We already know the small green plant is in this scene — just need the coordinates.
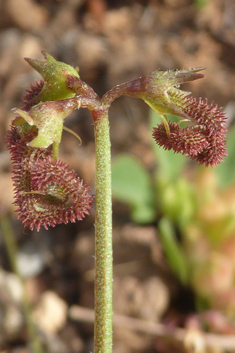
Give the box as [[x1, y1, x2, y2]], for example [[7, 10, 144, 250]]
[[6, 52, 227, 353], [113, 110, 235, 315]]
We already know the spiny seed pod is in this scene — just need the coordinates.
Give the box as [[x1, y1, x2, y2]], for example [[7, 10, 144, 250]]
[[6, 123, 94, 231], [152, 98, 227, 166]]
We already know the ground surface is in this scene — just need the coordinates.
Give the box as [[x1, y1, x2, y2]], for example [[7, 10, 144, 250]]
[[1, 0, 235, 352]]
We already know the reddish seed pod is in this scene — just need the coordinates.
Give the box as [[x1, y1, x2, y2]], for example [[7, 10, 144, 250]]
[[153, 97, 227, 166], [6, 123, 94, 231]]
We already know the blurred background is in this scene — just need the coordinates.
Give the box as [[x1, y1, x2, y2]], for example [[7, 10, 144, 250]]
[[1, 0, 235, 352]]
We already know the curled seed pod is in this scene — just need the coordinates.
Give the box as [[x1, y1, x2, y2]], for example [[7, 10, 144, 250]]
[[153, 97, 227, 167], [6, 123, 94, 231]]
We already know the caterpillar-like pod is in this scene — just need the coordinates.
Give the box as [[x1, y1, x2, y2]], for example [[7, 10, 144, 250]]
[[153, 97, 227, 166], [6, 122, 94, 231]]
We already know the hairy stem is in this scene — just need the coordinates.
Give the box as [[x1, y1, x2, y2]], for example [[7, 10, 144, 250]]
[[92, 106, 113, 353]]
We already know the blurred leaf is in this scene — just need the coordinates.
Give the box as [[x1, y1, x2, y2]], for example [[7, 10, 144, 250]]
[[112, 154, 156, 223], [194, 0, 209, 9], [149, 109, 187, 180], [215, 125, 235, 188], [158, 177, 195, 227], [158, 217, 188, 284]]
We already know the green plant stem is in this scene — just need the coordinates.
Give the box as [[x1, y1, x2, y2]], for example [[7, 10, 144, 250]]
[[0, 215, 43, 353], [92, 106, 113, 353]]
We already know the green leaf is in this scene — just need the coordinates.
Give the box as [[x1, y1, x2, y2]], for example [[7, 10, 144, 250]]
[[149, 109, 187, 180], [158, 217, 188, 284], [157, 177, 195, 227], [194, 0, 209, 9], [215, 125, 235, 188], [112, 154, 156, 223]]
